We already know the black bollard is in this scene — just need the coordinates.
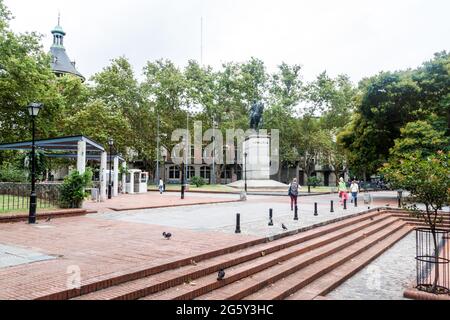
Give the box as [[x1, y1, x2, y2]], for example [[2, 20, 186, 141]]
[[268, 209, 274, 226], [330, 200, 334, 213], [181, 185, 185, 199], [235, 213, 241, 234], [354, 197, 358, 208], [294, 205, 299, 221], [344, 199, 347, 210], [314, 203, 318, 216], [398, 197, 401, 209]]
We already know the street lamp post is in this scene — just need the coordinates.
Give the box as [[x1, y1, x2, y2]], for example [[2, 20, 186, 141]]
[[163, 154, 167, 191], [108, 138, 114, 199], [156, 113, 160, 184], [28, 102, 43, 224], [211, 116, 216, 185], [244, 152, 248, 193]]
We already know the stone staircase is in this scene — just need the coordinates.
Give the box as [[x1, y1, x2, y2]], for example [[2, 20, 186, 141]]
[[62, 209, 428, 301]]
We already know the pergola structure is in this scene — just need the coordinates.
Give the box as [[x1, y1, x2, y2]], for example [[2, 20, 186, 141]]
[[0, 135, 126, 201]]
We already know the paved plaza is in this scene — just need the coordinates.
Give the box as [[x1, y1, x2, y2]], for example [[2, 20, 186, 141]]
[[0, 191, 407, 299]]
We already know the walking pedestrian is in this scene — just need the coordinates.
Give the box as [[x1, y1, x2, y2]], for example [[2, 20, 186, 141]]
[[159, 178, 164, 194], [288, 178, 300, 211], [338, 177, 348, 206], [350, 180, 359, 203]]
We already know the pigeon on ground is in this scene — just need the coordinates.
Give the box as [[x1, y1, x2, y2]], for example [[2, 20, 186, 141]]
[[217, 269, 225, 281], [163, 232, 172, 240], [282, 223, 288, 231]]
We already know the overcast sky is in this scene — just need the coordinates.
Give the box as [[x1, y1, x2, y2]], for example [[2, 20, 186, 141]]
[[4, 0, 450, 84]]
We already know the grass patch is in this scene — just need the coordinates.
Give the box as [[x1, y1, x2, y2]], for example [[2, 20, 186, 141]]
[[148, 184, 237, 193], [0, 195, 57, 215]]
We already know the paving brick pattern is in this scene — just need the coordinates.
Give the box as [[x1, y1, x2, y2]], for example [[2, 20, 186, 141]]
[[0, 216, 257, 300], [0, 190, 446, 300]]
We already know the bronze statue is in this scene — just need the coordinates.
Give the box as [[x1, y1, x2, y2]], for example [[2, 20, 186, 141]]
[[249, 100, 264, 130]]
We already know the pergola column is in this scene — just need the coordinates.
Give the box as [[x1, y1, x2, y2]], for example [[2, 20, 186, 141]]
[[113, 156, 119, 197], [121, 162, 127, 194], [129, 170, 135, 194], [100, 151, 107, 201], [77, 141, 86, 174]]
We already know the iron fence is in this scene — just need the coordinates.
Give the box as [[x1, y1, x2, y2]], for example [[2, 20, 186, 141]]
[[416, 228, 450, 295], [0, 182, 60, 212]]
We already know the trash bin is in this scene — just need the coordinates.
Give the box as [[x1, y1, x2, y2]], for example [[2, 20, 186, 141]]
[[91, 188, 100, 202], [364, 193, 372, 204]]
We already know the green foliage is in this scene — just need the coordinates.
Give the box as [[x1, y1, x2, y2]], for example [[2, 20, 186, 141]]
[[380, 151, 450, 227], [63, 99, 132, 155], [340, 52, 450, 177], [304, 72, 357, 130], [0, 162, 26, 182], [390, 120, 449, 159], [0, 0, 62, 144], [59, 169, 93, 208], [191, 176, 206, 188], [307, 176, 322, 187], [18, 150, 47, 180]]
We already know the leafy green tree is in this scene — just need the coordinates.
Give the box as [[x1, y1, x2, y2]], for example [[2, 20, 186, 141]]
[[63, 99, 133, 154], [0, 0, 62, 144], [381, 151, 450, 293], [304, 72, 357, 131], [339, 52, 450, 178], [390, 120, 449, 158]]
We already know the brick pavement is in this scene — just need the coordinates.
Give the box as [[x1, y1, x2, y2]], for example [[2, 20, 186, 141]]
[[83, 192, 241, 213], [0, 215, 257, 299]]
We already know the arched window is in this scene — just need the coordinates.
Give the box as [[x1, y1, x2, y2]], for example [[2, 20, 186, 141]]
[[200, 166, 210, 179]]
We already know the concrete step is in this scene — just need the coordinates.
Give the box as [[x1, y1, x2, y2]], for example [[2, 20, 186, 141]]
[[243, 221, 409, 300], [73, 212, 385, 300], [286, 225, 413, 300], [143, 217, 400, 300]]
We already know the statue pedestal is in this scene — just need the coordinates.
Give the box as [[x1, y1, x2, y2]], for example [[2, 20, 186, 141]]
[[244, 134, 270, 180], [228, 134, 288, 190]]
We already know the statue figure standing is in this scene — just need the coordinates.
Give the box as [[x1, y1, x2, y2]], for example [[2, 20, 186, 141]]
[[249, 100, 264, 130]]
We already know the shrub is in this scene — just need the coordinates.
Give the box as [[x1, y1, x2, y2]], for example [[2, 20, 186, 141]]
[[307, 177, 322, 187], [59, 169, 93, 208], [0, 163, 27, 182], [191, 176, 205, 188]]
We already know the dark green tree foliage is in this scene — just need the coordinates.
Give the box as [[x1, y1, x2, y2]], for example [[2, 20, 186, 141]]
[[339, 52, 450, 177], [0, 1, 61, 144]]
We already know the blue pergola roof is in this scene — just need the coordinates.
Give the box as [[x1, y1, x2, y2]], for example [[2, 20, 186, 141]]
[[0, 135, 104, 153]]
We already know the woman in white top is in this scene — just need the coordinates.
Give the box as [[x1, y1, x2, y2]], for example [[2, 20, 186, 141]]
[[350, 180, 359, 203]]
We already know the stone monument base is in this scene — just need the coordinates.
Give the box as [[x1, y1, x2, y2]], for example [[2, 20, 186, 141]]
[[228, 179, 289, 191]]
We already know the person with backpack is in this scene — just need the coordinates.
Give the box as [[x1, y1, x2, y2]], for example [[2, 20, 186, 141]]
[[288, 178, 300, 211]]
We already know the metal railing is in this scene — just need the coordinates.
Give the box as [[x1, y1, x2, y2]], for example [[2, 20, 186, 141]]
[[0, 182, 60, 212], [416, 228, 450, 295]]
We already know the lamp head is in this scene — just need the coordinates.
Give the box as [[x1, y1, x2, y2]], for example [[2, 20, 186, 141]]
[[28, 102, 43, 117], [108, 138, 114, 146]]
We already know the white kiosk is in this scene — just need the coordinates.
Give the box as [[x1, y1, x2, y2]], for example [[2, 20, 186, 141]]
[[125, 169, 149, 194]]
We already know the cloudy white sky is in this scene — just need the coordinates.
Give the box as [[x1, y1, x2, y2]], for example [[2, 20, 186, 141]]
[[4, 0, 450, 83]]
